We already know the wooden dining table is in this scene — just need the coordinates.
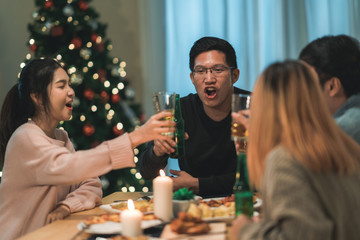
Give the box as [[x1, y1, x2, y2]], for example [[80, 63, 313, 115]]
[[17, 192, 232, 240], [17, 192, 153, 240]]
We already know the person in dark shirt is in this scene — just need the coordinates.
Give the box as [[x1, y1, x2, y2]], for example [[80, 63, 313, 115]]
[[139, 37, 250, 197], [299, 34, 360, 144]]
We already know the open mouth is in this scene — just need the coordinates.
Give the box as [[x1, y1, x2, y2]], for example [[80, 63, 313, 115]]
[[65, 102, 73, 110], [205, 87, 217, 98]]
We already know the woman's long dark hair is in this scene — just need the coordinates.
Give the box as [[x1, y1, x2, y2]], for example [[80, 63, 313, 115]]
[[0, 58, 63, 168]]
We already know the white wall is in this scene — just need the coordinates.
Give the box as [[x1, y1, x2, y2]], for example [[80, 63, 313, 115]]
[[0, 0, 34, 106]]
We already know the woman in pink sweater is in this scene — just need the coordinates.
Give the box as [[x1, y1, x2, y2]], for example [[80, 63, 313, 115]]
[[0, 58, 175, 239]]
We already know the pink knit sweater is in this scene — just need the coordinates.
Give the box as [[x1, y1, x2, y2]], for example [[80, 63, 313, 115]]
[[0, 121, 135, 239]]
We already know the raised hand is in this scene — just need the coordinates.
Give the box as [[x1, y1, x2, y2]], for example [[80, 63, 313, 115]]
[[153, 138, 176, 157], [128, 111, 176, 148], [153, 128, 189, 157]]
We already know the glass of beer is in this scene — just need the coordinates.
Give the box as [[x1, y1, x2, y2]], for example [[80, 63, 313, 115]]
[[231, 93, 251, 153], [152, 91, 176, 136], [232, 93, 254, 217]]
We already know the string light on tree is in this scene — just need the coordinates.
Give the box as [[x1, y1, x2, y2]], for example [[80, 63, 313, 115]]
[[113, 123, 124, 136], [63, 5, 74, 16], [80, 48, 91, 60], [32, 11, 39, 19]]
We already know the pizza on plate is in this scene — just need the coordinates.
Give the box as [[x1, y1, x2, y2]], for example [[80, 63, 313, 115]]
[[110, 200, 154, 213], [83, 213, 157, 225]]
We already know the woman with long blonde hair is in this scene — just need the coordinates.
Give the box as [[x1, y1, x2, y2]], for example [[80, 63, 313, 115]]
[[231, 60, 360, 240]]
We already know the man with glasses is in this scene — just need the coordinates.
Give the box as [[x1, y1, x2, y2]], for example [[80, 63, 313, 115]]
[[139, 37, 250, 197]]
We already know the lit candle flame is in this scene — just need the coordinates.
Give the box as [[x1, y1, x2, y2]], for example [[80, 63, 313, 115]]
[[160, 169, 165, 177], [127, 199, 135, 210]]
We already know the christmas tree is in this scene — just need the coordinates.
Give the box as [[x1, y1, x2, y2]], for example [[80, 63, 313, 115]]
[[22, 0, 151, 195]]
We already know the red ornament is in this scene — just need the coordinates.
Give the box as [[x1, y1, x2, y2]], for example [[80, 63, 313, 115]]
[[95, 42, 105, 53], [30, 44, 37, 52], [78, 0, 88, 11], [98, 68, 106, 82], [71, 37, 82, 49], [91, 33, 98, 43], [113, 125, 124, 136], [111, 94, 121, 104], [44, 0, 54, 9], [83, 88, 95, 100], [100, 91, 109, 103], [51, 26, 63, 37], [90, 140, 100, 148], [83, 123, 95, 136]]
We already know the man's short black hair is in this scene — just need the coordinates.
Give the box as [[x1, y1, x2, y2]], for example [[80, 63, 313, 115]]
[[299, 34, 360, 97], [189, 36, 238, 71]]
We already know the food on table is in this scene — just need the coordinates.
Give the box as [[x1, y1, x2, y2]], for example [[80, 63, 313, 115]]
[[83, 213, 157, 225], [187, 193, 261, 219], [197, 195, 237, 218], [84, 213, 121, 225], [187, 202, 235, 219], [199, 194, 257, 207], [186, 202, 201, 218], [212, 203, 235, 217], [198, 203, 212, 218], [111, 200, 154, 213], [202, 199, 222, 207], [170, 212, 210, 234], [142, 213, 158, 221]]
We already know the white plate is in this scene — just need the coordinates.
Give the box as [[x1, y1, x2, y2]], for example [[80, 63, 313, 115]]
[[201, 196, 262, 208], [78, 219, 163, 235], [200, 196, 262, 224], [202, 215, 234, 224], [254, 198, 262, 208], [100, 201, 153, 214]]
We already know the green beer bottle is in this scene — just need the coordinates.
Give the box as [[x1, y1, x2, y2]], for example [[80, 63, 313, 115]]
[[233, 153, 253, 216], [170, 94, 185, 159]]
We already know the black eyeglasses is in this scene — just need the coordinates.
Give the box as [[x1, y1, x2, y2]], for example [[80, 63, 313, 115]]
[[192, 65, 234, 78]]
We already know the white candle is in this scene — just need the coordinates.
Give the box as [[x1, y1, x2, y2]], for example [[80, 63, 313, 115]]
[[153, 169, 173, 222], [121, 199, 143, 237]]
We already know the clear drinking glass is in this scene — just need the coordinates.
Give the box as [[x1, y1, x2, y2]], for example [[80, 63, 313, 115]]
[[231, 93, 253, 216], [231, 93, 251, 153], [152, 91, 176, 136]]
